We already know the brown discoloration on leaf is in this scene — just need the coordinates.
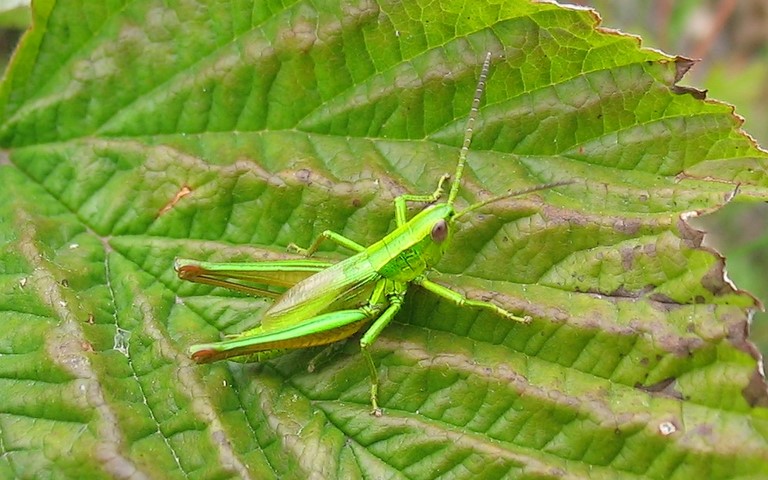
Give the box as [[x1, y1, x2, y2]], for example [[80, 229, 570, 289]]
[[700, 261, 739, 297], [157, 185, 192, 217], [670, 81, 707, 100], [743, 368, 768, 408], [635, 377, 684, 400], [669, 56, 707, 99], [294, 168, 312, 184], [672, 56, 696, 83], [647, 292, 679, 306], [619, 243, 657, 271], [612, 218, 643, 236], [677, 218, 705, 248], [726, 314, 750, 345], [610, 284, 656, 299]]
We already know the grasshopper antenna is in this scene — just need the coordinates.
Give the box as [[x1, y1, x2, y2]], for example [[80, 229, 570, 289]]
[[447, 51, 493, 206], [454, 180, 575, 220]]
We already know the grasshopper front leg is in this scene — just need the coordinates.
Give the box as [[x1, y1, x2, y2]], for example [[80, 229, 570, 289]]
[[287, 230, 366, 257], [415, 276, 532, 323], [394, 173, 451, 226], [289, 173, 451, 257]]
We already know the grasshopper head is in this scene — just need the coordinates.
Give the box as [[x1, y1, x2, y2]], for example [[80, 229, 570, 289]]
[[414, 203, 457, 269]]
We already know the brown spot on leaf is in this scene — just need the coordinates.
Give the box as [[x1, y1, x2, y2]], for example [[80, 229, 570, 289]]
[[295, 168, 311, 184], [610, 284, 655, 299], [721, 311, 768, 407], [673, 56, 696, 82], [742, 368, 768, 408], [670, 85, 707, 100], [663, 56, 707, 99], [677, 218, 704, 248], [619, 243, 653, 271], [157, 185, 192, 217], [635, 377, 684, 400], [647, 292, 680, 306], [613, 218, 642, 236], [691, 423, 717, 442], [727, 317, 749, 344], [700, 262, 738, 297], [670, 56, 707, 99]]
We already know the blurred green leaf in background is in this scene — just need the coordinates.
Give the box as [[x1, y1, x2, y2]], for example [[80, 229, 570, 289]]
[[1, 1, 767, 478]]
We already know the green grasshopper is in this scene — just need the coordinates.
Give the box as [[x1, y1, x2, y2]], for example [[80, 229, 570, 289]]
[[175, 52, 569, 415]]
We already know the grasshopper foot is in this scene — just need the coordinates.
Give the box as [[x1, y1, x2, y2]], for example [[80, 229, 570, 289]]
[[286, 243, 309, 256], [504, 311, 532, 324], [369, 382, 383, 416], [494, 305, 532, 324]]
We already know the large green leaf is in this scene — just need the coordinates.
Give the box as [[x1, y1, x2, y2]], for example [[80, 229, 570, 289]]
[[1, 1, 767, 478]]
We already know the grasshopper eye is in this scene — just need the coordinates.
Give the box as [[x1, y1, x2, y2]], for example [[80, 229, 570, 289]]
[[431, 220, 448, 243]]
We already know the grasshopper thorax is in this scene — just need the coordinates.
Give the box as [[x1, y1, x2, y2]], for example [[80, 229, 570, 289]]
[[375, 202, 455, 282]]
